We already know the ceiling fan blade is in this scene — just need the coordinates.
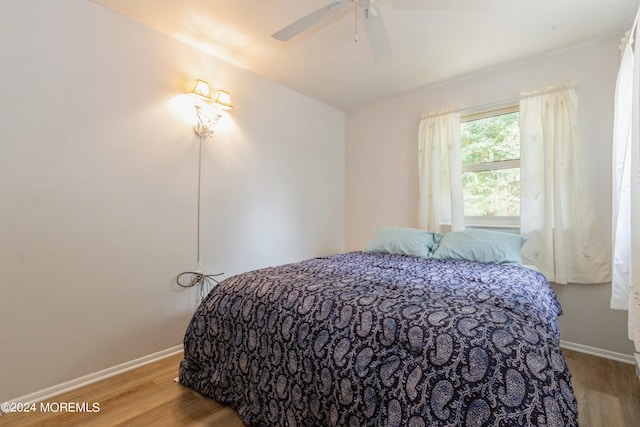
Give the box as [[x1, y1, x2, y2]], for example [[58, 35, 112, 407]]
[[364, 6, 392, 58], [272, 1, 347, 41]]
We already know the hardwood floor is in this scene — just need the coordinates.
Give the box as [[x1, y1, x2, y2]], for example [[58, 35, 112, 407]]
[[0, 349, 637, 426], [565, 349, 640, 427], [0, 353, 245, 427]]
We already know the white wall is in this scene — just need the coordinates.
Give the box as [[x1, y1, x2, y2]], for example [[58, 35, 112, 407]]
[[0, 0, 345, 402], [345, 35, 634, 355]]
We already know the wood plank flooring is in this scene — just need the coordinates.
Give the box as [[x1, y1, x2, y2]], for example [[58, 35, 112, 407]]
[[565, 349, 640, 427], [0, 349, 638, 426], [0, 353, 245, 427]]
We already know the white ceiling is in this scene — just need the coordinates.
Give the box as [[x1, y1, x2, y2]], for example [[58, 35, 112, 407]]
[[90, 0, 638, 111]]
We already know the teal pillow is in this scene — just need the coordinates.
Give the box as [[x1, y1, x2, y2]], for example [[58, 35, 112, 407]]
[[431, 229, 527, 265], [365, 227, 442, 258]]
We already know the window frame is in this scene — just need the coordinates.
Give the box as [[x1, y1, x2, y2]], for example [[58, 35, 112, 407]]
[[460, 103, 520, 230]]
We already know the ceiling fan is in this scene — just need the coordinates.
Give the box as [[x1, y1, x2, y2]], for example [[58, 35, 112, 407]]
[[271, 0, 392, 58]]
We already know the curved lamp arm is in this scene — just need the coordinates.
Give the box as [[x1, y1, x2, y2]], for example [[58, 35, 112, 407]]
[[194, 105, 222, 138]]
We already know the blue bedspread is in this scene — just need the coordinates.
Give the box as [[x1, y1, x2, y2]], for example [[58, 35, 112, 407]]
[[179, 252, 578, 426]]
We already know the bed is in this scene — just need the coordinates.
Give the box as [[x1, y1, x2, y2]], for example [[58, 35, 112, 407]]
[[179, 230, 578, 426]]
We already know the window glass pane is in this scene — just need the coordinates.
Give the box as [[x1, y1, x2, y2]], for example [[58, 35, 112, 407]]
[[463, 168, 520, 216], [461, 112, 520, 165]]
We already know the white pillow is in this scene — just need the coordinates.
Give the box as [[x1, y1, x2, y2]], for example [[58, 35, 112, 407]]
[[431, 229, 527, 265], [365, 227, 442, 259]]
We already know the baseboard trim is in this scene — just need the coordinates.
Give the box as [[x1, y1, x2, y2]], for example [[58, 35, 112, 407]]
[[560, 340, 636, 365], [5, 345, 183, 407]]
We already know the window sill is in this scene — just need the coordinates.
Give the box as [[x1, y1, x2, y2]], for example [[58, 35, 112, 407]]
[[465, 223, 521, 234]]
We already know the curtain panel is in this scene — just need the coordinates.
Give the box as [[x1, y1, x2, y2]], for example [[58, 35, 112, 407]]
[[519, 87, 611, 284], [611, 12, 640, 351], [418, 113, 464, 233]]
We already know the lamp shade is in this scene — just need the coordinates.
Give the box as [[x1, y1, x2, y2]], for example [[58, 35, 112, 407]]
[[190, 79, 212, 101], [211, 90, 233, 110]]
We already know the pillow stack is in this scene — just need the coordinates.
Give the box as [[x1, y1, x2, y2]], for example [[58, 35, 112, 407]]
[[365, 227, 527, 266]]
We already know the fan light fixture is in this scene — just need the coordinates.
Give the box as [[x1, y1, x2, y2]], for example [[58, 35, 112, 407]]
[[188, 80, 233, 138], [271, 0, 391, 58]]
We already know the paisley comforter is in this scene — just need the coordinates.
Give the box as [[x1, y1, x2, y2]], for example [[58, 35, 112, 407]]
[[179, 252, 578, 426]]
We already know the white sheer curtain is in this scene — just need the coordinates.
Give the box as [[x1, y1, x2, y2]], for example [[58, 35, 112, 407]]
[[418, 113, 464, 233], [611, 12, 640, 351], [519, 86, 611, 284]]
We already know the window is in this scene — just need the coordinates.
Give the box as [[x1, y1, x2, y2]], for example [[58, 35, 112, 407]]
[[460, 105, 520, 228]]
